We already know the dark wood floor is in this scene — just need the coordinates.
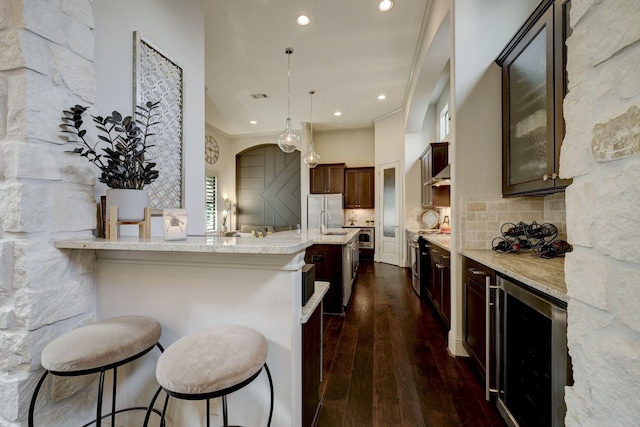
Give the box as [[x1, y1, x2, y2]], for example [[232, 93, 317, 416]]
[[316, 260, 506, 427]]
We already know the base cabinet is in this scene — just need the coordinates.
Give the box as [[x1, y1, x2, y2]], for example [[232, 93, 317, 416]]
[[462, 256, 496, 388], [305, 237, 358, 315], [427, 245, 451, 327], [302, 301, 322, 427]]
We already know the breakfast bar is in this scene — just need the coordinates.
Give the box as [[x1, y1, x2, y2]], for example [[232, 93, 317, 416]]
[[55, 234, 317, 426]]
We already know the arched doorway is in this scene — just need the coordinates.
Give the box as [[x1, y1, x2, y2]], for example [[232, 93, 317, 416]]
[[236, 144, 301, 229]]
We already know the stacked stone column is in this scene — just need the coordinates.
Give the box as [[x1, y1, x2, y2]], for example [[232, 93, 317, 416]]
[[0, 0, 99, 425], [561, 1, 640, 425]]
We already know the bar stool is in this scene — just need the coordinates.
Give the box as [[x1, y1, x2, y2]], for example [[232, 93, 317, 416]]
[[29, 316, 164, 427], [145, 325, 274, 427]]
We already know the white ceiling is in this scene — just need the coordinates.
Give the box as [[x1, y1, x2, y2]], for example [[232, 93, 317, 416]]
[[204, 0, 431, 137]]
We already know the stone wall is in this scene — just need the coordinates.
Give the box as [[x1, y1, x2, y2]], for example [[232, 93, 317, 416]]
[[0, 0, 98, 425], [561, 1, 640, 425]]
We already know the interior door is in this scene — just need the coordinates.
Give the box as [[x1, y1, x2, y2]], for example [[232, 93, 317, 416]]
[[378, 161, 401, 266]]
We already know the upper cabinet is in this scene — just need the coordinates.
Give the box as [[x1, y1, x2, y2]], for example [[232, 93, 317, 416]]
[[497, 0, 571, 196], [344, 167, 374, 209], [420, 142, 450, 208], [310, 163, 346, 194]]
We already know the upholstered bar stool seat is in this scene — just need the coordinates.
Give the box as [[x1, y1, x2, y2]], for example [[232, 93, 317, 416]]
[[29, 316, 164, 427], [147, 325, 274, 427], [42, 316, 161, 373]]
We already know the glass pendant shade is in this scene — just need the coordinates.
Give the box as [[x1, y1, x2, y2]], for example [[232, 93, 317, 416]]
[[303, 90, 320, 167], [303, 146, 321, 168], [277, 48, 300, 153], [278, 118, 300, 153]]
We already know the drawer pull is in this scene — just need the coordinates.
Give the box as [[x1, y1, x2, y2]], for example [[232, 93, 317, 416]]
[[468, 268, 486, 276]]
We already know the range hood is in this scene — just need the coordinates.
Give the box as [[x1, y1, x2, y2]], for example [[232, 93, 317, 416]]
[[432, 164, 451, 186]]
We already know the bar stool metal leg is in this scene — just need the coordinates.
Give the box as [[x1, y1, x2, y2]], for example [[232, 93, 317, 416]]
[[222, 394, 229, 426], [264, 363, 274, 427], [111, 367, 117, 427], [28, 371, 49, 427], [96, 370, 105, 427]]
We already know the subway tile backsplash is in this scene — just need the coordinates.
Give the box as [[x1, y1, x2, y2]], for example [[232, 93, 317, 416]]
[[460, 193, 566, 250]]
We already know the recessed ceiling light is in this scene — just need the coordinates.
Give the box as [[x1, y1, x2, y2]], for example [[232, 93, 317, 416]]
[[379, 0, 394, 12], [296, 15, 310, 25], [377, 94, 386, 100], [334, 111, 342, 116], [250, 120, 257, 125]]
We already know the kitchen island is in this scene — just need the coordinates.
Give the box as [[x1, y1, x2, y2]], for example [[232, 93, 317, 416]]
[[295, 228, 360, 315], [54, 234, 317, 427]]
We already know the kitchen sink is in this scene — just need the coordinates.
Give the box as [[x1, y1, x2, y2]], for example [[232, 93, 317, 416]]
[[322, 231, 348, 235]]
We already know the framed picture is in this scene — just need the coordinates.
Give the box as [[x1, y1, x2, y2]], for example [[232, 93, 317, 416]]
[[133, 31, 184, 211]]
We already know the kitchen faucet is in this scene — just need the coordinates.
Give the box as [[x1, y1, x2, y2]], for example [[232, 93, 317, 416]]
[[319, 209, 331, 234]]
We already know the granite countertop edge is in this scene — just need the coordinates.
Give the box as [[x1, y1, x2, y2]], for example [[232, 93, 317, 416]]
[[54, 227, 359, 254], [54, 235, 314, 255], [301, 281, 330, 324], [459, 249, 567, 302]]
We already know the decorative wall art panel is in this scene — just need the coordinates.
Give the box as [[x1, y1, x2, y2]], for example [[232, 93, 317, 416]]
[[134, 32, 184, 210]]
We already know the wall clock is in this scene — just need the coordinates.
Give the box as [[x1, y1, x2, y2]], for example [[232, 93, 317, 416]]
[[205, 135, 219, 164]]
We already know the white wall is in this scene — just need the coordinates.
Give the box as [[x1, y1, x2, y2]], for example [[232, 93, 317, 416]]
[[452, 0, 539, 201], [94, 0, 206, 235], [443, 0, 539, 356], [313, 128, 374, 166]]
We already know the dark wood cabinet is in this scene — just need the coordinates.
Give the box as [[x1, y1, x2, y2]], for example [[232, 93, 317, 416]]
[[462, 256, 496, 389], [497, 0, 571, 196], [302, 299, 322, 427], [305, 242, 356, 315], [427, 245, 451, 327], [344, 167, 374, 209], [420, 142, 450, 207], [310, 163, 346, 194]]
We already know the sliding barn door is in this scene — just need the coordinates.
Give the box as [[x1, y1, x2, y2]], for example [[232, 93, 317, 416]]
[[236, 144, 301, 228]]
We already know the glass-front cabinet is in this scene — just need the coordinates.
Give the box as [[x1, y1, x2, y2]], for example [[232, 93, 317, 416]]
[[497, 0, 571, 196]]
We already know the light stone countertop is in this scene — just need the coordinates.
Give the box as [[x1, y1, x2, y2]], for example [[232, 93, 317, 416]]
[[460, 249, 567, 302], [422, 234, 451, 251], [54, 227, 359, 255], [301, 281, 330, 324], [54, 234, 313, 255], [275, 228, 360, 245], [405, 228, 452, 251], [342, 223, 375, 228]]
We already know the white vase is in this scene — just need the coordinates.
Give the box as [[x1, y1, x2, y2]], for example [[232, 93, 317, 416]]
[[106, 189, 149, 222]]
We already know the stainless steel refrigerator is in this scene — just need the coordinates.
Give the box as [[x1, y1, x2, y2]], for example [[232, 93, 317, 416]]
[[307, 194, 343, 229]]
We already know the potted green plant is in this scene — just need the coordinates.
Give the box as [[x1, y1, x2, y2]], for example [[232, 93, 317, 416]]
[[61, 101, 161, 221]]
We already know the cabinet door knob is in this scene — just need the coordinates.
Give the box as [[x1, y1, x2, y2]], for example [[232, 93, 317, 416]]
[[551, 172, 558, 179], [543, 174, 549, 181]]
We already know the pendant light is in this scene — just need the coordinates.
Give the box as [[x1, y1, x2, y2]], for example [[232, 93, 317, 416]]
[[277, 48, 300, 153], [303, 90, 321, 168]]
